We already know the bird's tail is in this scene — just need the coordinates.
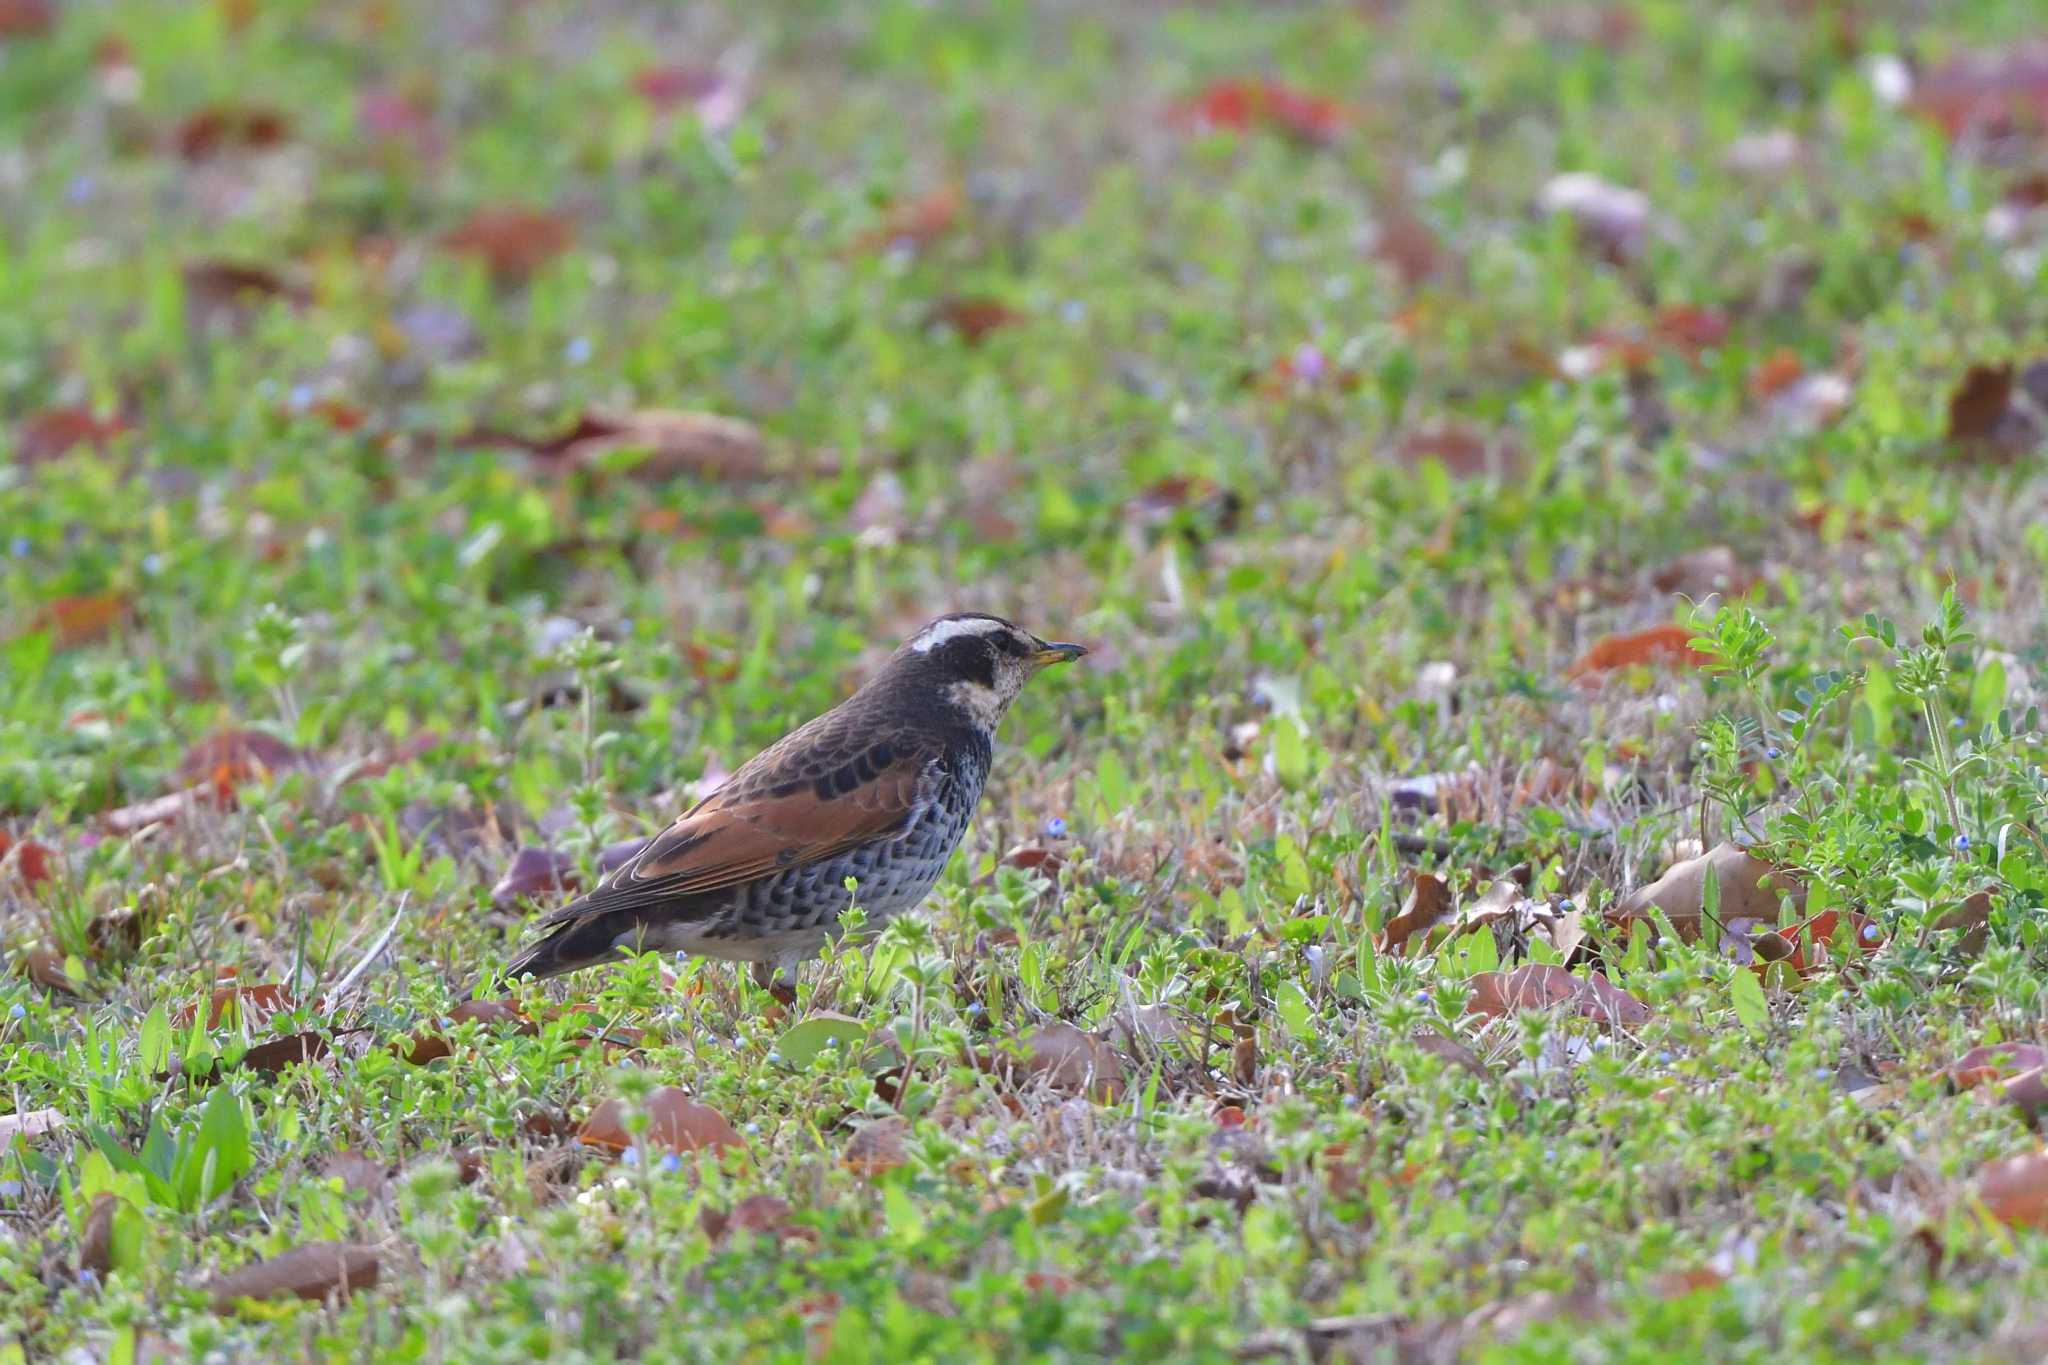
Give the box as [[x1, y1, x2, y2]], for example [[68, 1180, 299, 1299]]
[[499, 909, 637, 983]]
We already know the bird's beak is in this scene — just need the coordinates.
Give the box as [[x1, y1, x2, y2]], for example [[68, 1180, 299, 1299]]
[[1028, 639, 1089, 667]]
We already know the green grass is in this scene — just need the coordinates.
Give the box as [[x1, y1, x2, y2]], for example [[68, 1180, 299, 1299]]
[[5, 0, 2048, 1359]]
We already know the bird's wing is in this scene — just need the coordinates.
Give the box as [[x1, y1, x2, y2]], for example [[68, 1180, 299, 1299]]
[[535, 733, 941, 922]]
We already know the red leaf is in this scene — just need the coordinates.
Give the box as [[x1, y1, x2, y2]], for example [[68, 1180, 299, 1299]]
[[1652, 305, 1730, 356], [1910, 47, 2048, 144], [1566, 623, 1708, 679], [1179, 80, 1349, 145], [578, 1087, 745, 1156], [442, 208, 574, 281], [233, 1030, 330, 1074], [174, 105, 290, 160], [930, 296, 1021, 344], [14, 408, 127, 467], [0, 831, 56, 888]]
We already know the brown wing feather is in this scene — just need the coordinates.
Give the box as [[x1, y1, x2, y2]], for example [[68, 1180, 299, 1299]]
[[533, 730, 936, 924]]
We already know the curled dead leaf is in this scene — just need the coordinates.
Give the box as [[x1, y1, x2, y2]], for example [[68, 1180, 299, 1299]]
[[1466, 963, 1650, 1029], [78, 1193, 120, 1278], [1615, 843, 1804, 942], [28, 592, 131, 650], [1378, 871, 1453, 956], [443, 207, 574, 281], [1947, 1043, 2047, 1092], [14, 408, 127, 467]]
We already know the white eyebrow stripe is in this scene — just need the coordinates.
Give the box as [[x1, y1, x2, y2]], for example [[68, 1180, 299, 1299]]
[[909, 617, 1006, 652]]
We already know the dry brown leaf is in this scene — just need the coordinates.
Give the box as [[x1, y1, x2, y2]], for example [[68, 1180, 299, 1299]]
[[1615, 843, 1805, 941], [78, 1193, 119, 1278], [579, 1087, 744, 1157], [844, 1118, 910, 1179], [1406, 1032, 1490, 1080], [556, 410, 767, 482], [176, 982, 294, 1029], [1379, 871, 1453, 956], [1466, 963, 1650, 1028], [23, 947, 83, 997], [1947, 364, 2018, 443], [1932, 889, 1995, 959], [443, 207, 574, 281], [0, 831, 56, 888], [208, 1242, 379, 1310], [858, 187, 962, 253], [1018, 1023, 1126, 1103], [930, 297, 1021, 344], [1975, 1149, 2048, 1231]]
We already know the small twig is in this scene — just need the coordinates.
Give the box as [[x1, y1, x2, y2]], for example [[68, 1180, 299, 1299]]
[[327, 893, 408, 1008]]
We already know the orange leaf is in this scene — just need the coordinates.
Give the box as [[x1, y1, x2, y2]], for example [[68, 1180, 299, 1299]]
[[857, 187, 961, 253], [1566, 623, 1708, 679], [0, 831, 56, 888], [28, 593, 130, 650]]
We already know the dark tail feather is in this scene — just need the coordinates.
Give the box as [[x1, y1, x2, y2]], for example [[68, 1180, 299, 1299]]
[[500, 911, 635, 983]]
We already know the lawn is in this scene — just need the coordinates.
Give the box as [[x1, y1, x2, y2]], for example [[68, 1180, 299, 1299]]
[[5, 0, 2048, 1359]]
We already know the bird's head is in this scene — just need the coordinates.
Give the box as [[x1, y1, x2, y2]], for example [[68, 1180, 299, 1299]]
[[887, 612, 1087, 728]]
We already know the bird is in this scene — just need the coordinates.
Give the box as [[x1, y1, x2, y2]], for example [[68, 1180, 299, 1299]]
[[502, 612, 1087, 988]]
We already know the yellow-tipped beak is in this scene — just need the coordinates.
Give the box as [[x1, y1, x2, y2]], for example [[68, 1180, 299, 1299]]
[[1029, 640, 1089, 666]]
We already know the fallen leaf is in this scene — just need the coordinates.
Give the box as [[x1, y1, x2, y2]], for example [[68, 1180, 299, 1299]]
[[0, 830, 56, 887], [1931, 889, 1994, 959], [633, 65, 746, 132], [27, 593, 130, 650], [324, 1151, 390, 1199], [529, 410, 768, 482], [1405, 1032, 1490, 1080], [1466, 963, 1650, 1028], [178, 729, 310, 794], [22, 947, 83, 997], [181, 261, 307, 315], [858, 186, 961, 253], [1379, 871, 1453, 956], [13, 408, 127, 467], [443, 208, 574, 281], [844, 1117, 910, 1179], [1615, 843, 1804, 941], [1394, 420, 1514, 478], [174, 105, 290, 160], [1652, 305, 1730, 357], [1370, 205, 1442, 287], [1566, 623, 1710, 679], [1748, 349, 1806, 400], [176, 982, 294, 1029], [579, 1087, 745, 1157], [1947, 1043, 2048, 1091], [207, 1242, 379, 1310], [233, 1030, 330, 1074], [703, 1192, 795, 1241], [930, 296, 1021, 344], [1178, 80, 1349, 145], [1016, 1023, 1126, 1102], [0, 1107, 64, 1149], [78, 1193, 120, 1278], [1975, 1148, 2048, 1231], [1910, 46, 2048, 146], [0, 0, 54, 38], [1539, 172, 1652, 263]]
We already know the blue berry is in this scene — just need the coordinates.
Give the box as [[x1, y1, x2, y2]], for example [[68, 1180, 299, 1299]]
[[1044, 816, 1068, 839], [7, 1004, 23, 1021], [1764, 746, 1781, 760], [621, 1146, 640, 1167], [1954, 834, 1971, 852], [659, 1153, 681, 1174]]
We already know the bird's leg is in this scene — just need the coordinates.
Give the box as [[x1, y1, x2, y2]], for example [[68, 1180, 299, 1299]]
[[750, 959, 797, 1008]]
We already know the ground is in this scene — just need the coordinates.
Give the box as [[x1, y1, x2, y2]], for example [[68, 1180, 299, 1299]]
[[4, 1, 2048, 1360]]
